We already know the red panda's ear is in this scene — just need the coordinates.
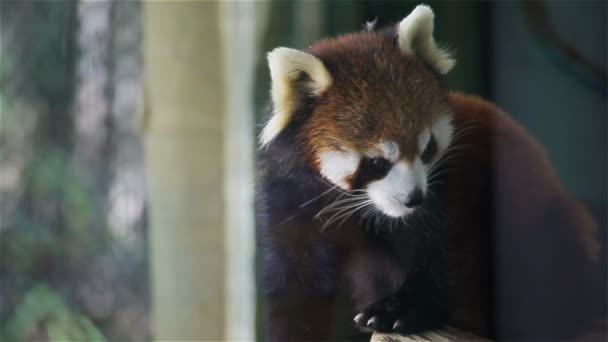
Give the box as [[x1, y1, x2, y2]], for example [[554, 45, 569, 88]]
[[397, 5, 455, 74], [260, 47, 332, 147]]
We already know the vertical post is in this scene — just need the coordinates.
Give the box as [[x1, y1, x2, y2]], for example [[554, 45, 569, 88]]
[[219, 2, 264, 341], [143, 2, 225, 340]]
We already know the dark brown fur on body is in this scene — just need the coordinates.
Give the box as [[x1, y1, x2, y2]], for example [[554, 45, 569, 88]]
[[447, 93, 601, 339], [256, 15, 601, 341]]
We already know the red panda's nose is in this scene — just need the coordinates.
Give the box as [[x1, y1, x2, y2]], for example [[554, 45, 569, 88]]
[[404, 188, 424, 208]]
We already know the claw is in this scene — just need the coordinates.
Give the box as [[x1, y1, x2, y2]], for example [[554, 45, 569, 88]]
[[354, 313, 365, 325], [366, 316, 377, 329], [392, 319, 403, 331]]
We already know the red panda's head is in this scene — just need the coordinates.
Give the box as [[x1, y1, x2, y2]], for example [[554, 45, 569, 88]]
[[260, 5, 456, 218]]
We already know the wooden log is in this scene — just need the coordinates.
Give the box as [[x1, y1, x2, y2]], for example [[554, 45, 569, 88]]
[[372, 327, 491, 342]]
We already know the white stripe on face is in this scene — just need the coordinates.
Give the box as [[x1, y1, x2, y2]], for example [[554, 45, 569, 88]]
[[431, 114, 454, 153], [367, 159, 426, 217], [378, 141, 400, 162], [418, 128, 431, 153], [318, 150, 360, 190]]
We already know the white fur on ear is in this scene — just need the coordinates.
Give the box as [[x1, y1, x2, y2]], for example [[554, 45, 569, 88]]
[[260, 47, 332, 147], [397, 5, 455, 74]]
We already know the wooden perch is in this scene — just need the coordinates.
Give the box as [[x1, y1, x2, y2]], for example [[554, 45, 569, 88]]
[[371, 327, 491, 342]]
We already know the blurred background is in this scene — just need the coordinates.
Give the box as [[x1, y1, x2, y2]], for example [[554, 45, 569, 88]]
[[0, 1, 605, 341]]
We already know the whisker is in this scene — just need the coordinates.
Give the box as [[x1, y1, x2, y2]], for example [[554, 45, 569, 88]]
[[315, 195, 368, 216], [359, 205, 377, 224], [427, 168, 457, 183], [321, 204, 359, 230], [299, 185, 340, 208], [317, 199, 367, 220], [450, 122, 478, 141], [425, 139, 471, 185], [272, 214, 297, 229], [321, 199, 373, 230], [426, 180, 444, 189], [315, 187, 369, 217], [319, 193, 367, 207], [428, 144, 467, 171], [333, 201, 374, 228], [314, 175, 349, 195]]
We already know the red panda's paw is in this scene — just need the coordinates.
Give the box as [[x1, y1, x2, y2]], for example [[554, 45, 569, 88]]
[[353, 294, 404, 332], [353, 295, 445, 335]]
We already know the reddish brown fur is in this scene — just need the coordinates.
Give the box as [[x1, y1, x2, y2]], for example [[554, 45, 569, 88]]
[[443, 92, 600, 338], [258, 26, 603, 341], [302, 33, 449, 166]]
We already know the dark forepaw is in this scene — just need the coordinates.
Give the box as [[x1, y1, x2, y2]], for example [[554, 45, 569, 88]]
[[353, 295, 444, 334], [353, 295, 404, 333]]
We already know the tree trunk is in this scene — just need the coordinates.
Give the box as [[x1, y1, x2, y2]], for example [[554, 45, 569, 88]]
[[143, 1, 225, 340]]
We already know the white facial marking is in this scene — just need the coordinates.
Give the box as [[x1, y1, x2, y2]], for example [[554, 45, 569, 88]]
[[379, 141, 400, 162], [418, 128, 431, 152], [319, 150, 360, 190], [431, 114, 454, 152], [367, 160, 427, 218]]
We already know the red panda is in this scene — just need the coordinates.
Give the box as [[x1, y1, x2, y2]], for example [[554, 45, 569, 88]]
[[255, 5, 602, 341]]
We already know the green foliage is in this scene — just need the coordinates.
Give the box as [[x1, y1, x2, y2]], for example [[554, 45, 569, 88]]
[[0, 148, 112, 340], [4, 285, 105, 341], [26, 149, 98, 247], [0, 1, 149, 340]]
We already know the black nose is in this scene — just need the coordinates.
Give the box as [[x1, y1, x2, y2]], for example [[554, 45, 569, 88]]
[[404, 188, 424, 208]]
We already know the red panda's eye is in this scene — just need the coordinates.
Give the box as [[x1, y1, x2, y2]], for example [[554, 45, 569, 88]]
[[351, 157, 393, 189], [369, 157, 390, 172]]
